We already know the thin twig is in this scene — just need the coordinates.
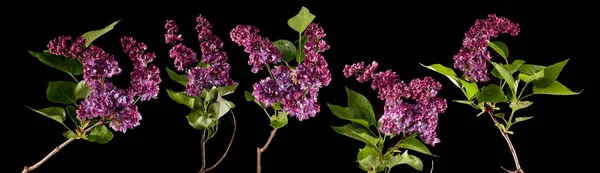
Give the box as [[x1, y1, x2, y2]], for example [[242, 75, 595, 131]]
[[430, 160, 434, 173], [257, 128, 279, 173], [199, 129, 207, 173], [22, 121, 103, 173], [203, 110, 237, 172], [487, 110, 524, 173]]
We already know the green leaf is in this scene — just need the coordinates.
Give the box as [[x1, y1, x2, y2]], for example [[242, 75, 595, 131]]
[[357, 144, 382, 171], [244, 90, 255, 101], [488, 41, 510, 61], [513, 116, 534, 124], [459, 80, 479, 100], [490, 61, 516, 93], [533, 59, 570, 88], [518, 69, 545, 83], [454, 100, 474, 105], [332, 123, 378, 146], [63, 131, 78, 139], [186, 110, 215, 130], [272, 39, 297, 63], [210, 96, 233, 118], [46, 81, 77, 104], [396, 136, 436, 156], [345, 87, 376, 126], [26, 106, 66, 125], [475, 84, 507, 103], [166, 89, 195, 109], [404, 154, 424, 171], [87, 125, 114, 144], [271, 103, 282, 110], [270, 111, 289, 129], [532, 81, 582, 96], [65, 105, 79, 125], [295, 35, 309, 63], [204, 88, 219, 103], [74, 80, 91, 100], [492, 60, 525, 79], [216, 83, 238, 96], [81, 20, 120, 47], [197, 61, 210, 68], [327, 103, 370, 128], [494, 113, 505, 119], [287, 6, 316, 34], [518, 64, 546, 75], [166, 67, 189, 86], [509, 101, 533, 111], [28, 51, 83, 75]]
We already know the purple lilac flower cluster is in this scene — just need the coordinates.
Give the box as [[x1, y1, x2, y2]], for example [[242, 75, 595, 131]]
[[453, 14, 521, 82], [165, 15, 236, 97], [344, 61, 447, 146], [47, 36, 161, 133], [230, 23, 331, 121]]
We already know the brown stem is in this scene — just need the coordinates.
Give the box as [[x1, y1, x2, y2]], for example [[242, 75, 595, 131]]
[[203, 111, 237, 172], [22, 121, 103, 173], [199, 129, 207, 173], [257, 128, 279, 173], [487, 110, 524, 173], [430, 160, 434, 173]]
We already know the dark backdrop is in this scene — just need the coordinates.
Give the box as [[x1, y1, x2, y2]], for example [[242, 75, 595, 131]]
[[8, 1, 592, 173]]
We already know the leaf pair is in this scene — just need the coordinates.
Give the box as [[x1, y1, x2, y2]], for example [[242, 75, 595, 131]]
[[167, 84, 238, 130]]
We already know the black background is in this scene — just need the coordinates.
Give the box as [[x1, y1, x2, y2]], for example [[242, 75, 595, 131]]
[[7, 1, 593, 173]]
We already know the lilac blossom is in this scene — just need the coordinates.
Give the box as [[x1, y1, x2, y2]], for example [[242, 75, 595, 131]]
[[233, 22, 331, 121], [164, 15, 236, 97], [230, 25, 282, 73], [344, 61, 448, 146], [453, 14, 521, 82], [46, 34, 161, 133], [121, 36, 162, 101]]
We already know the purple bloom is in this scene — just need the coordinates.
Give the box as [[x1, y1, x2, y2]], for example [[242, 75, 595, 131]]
[[165, 15, 236, 97], [344, 61, 448, 146], [295, 23, 332, 89], [230, 25, 282, 73], [453, 14, 521, 82], [47, 36, 87, 60], [121, 36, 162, 101], [81, 46, 122, 83], [252, 65, 294, 107], [282, 86, 321, 121], [165, 20, 183, 45]]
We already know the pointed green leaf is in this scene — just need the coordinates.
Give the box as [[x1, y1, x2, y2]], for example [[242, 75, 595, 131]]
[[204, 88, 219, 103], [271, 103, 282, 110], [65, 105, 79, 125], [46, 81, 77, 104], [26, 106, 66, 125], [454, 100, 474, 105], [509, 101, 533, 111], [166, 67, 189, 86], [209, 96, 233, 118], [74, 80, 91, 100], [518, 64, 546, 75], [404, 154, 424, 171], [475, 84, 507, 103], [197, 61, 210, 68], [166, 89, 195, 109], [87, 125, 114, 144], [244, 90, 255, 101], [272, 39, 297, 63], [270, 111, 289, 129], [345, 87, 376, 126], [490, 61, 516, 93], [81, 20, 120, 47], [186, 110, 215, 130], [532, 81, 582, 96], [357, 144, 384, 172], [29, 51, 83, 75], [518, 69, 545, 83], [287, 6, 316, 33], [533, 59, 569, 88], [327, 103, 370, 128], [63, 130, 78, 139], [494, 113, 505, 119], [420, 63, 474, 97], [459, 80, 479, 99], [396, 136, 436, 156], [488, 41, 509, 60], [216, 83, 238, 96], [491, 60, 525, 79], [332, 123, 378, 146], [513, 116, 534, 124]]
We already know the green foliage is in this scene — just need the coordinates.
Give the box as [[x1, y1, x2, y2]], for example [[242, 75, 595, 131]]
[[270, 111, 289, 129], [74, 80, 91, 100], [167, 84, 237, 131], [244, 90, 265, 108], [272, 39, 297, 63], [28, 51, 84, 76], [490, 61, 517, 94], [287, 6, 316, 34], [63, 131, 78, 139], [46, 81, 78, 105], [166, 89, 195, 109], [420, 63, 479, 100], [532, 81, 582, 95], [87, 125, 114, 144], [329, 87, 434, 172], [166, 67, 189, 86], [81, 20, 120, 47], [488, 41, 510, 62], [475, 84, 507, 103], [518, 69, 544, 83], [533, 59, 569, 87], [65, 105, 79, 126], [25, 106, 67, 128]]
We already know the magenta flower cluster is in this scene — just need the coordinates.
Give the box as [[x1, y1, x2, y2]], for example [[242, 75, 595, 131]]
[[230, 23, 332, 121], [344, 61, 447, 146], [453, 14, 521, 82], [165, 15, 236, 97], [47, 36, 161, 133]]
